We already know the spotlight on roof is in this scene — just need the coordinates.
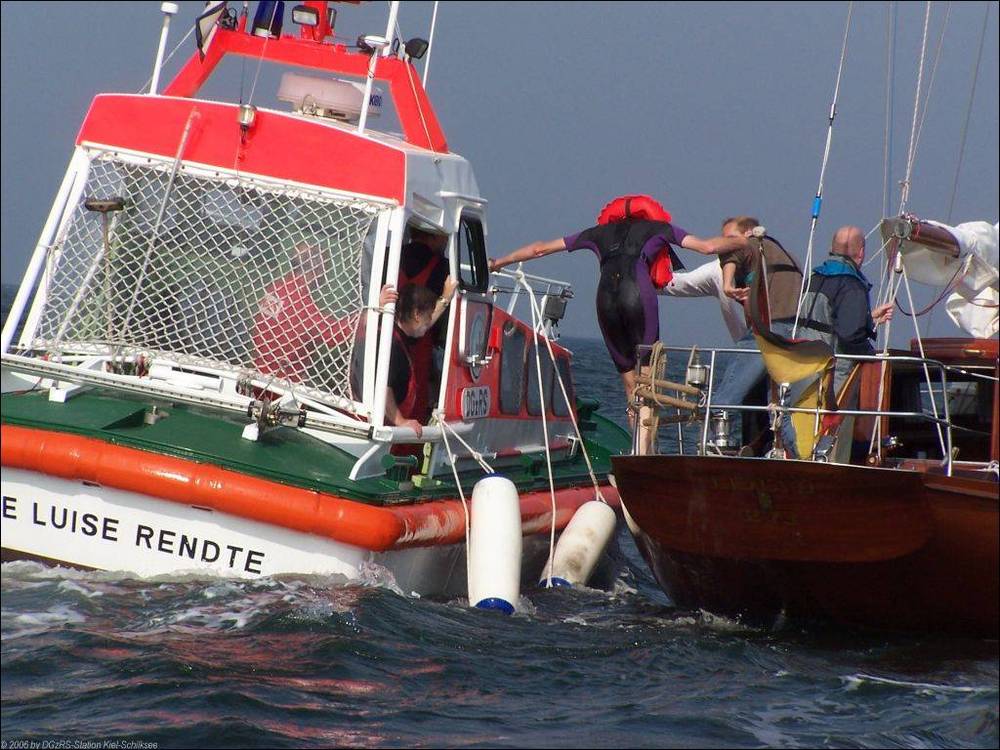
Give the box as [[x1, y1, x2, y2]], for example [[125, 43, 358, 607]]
[[291, 4, 318, 26], [404, 37, 429, 60], [356, 34, 389, 55]]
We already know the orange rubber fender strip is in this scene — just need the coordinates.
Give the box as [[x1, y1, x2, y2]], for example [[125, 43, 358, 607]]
[[388, 484, 621, 549], [1, 425, 403, 551], [2, 425, 621, 551]]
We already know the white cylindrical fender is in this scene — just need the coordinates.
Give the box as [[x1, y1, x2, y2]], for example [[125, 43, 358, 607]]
[[540, 499, 617, 587], [468, 475, 522, 614]]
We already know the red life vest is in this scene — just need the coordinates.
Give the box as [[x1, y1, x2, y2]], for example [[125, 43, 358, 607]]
[[392, 326, 421, 419], [596, 194, 672, 225], [596, 195, 677, 289], [397, 252, 443, 421], [398, 249, 444, 289]]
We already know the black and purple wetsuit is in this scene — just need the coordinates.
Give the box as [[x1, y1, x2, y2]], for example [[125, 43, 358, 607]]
[[564, 220, 687, 373]]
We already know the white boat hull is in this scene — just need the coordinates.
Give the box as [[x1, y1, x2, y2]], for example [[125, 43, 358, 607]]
[[1, 468, 556, 597]]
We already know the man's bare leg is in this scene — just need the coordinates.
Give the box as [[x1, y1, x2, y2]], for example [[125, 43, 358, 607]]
[[622, 368, 655, 455]]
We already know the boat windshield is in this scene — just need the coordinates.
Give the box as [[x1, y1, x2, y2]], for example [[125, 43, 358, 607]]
[[28, 148, 385, 410]]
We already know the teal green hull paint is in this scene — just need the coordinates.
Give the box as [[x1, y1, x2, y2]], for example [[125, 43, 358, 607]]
[[1, 389, 629, 507]]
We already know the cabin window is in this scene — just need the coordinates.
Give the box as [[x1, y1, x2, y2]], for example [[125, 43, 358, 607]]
[[525, 341, 555, 416], [499, 323, 526, 415], [551, 355, 574, 417], [457, 215, 488, 292], [890, 370, 995, 462]]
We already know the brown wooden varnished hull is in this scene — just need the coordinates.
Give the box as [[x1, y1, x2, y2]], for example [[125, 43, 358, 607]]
[[612, 455, 999, 637]]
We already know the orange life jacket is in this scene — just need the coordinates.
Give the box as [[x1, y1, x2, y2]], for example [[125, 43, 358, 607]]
[[596, 195, 676, 289]]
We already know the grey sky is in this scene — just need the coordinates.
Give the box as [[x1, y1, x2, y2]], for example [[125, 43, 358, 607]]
[[2, 1, 997, 347]]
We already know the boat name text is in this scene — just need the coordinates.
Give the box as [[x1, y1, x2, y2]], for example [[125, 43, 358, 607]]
[[2, 495, 265, 574]]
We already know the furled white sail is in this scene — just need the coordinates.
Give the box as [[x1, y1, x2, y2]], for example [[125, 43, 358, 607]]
[[882, 217, 999, 338], [928, 221, 998, 339]]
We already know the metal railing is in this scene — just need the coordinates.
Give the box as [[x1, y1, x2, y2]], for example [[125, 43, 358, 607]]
[[631, 343, 999, 478]]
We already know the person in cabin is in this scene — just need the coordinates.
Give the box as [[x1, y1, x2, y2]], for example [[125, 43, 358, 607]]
[[356, 278, 459, 437], [709, 215, 805, 411], [488, 195, 746, 451], [254, 238, 394, 381], [398, 226, 451, 409], [399, 226, 449, 295]]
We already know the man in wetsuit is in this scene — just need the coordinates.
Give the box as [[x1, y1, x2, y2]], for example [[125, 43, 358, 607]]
[[489, 207, 745, 452]]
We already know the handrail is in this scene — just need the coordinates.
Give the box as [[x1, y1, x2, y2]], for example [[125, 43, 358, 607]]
[[632, 342, 998, 477]]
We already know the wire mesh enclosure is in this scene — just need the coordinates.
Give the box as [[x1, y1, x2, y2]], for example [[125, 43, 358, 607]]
[[29, 149, 383, 409]]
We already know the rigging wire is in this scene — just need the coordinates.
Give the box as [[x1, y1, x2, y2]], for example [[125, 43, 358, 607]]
[[898, 0, 932, 214], [791, 1, 854, 338], [246, 2, 281, 106], [908, 2, 952, 190], [136, 24, 196, 94], [946, 1, 991, 223], [881, 0, 897, 219]]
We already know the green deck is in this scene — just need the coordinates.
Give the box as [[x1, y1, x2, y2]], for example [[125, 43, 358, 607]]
[[0, 388, 629, 506]]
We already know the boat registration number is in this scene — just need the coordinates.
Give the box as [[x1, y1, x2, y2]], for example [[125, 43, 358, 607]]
[[461, 386, 491, 420]]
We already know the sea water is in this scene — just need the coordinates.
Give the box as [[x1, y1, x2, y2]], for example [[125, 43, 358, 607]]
[[2, 292, 997, 749]]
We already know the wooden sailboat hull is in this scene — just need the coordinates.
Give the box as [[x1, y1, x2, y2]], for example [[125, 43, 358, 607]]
[[612, 455, 999, 637]]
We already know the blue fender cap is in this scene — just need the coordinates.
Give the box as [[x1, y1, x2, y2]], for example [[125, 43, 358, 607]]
[[540, 577, 572, 588], [474, 597, 515, 615]]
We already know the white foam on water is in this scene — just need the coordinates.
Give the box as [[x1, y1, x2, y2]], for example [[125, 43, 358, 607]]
[[4, 604, 88, 639], [843, 673, 996, 695], [56, 579, 105, 598], [356, 560, 405, 596]]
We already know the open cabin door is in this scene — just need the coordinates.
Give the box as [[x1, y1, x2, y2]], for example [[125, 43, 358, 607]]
[[447, 211, 494, 418]]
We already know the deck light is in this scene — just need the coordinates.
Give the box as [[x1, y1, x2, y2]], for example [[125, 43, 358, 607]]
[[252, 0, 284, 39], [356, 34, 389, 55], [291, 5, 318, 26], [238, 104, 257, 142], [404, 37, 429, 60]]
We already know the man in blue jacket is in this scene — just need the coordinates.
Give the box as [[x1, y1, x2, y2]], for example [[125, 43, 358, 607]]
[[798, 226, 893, 367]]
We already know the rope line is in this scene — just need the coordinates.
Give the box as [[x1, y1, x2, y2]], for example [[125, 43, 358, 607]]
[[437, 416, 473, 594], [518, 276, 606, 503], [792, 1, 854, 338], [136, 24, 196, 94], [882, 1, 897, 218], [898, 1, 932, 214], [947, 1, 991, 223], [908, 2, 952, 188], [519, 271, 559, 589]]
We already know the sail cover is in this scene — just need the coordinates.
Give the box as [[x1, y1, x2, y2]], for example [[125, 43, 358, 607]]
[[882, 218, 999, 338]]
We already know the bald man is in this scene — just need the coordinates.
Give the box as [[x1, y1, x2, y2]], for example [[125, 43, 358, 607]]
[[777, 227, 895, 459], [797, 226, 893, 360]]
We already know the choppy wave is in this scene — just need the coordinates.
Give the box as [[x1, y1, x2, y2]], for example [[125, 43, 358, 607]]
[[3, 525, 998, 749], [2, 336, 998, 748]]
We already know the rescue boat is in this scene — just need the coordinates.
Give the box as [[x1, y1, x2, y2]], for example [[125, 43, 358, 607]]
[[0, 1, 627, 598]]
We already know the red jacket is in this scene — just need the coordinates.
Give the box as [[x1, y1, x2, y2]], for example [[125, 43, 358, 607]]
[[253, 273, 355, 381]]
